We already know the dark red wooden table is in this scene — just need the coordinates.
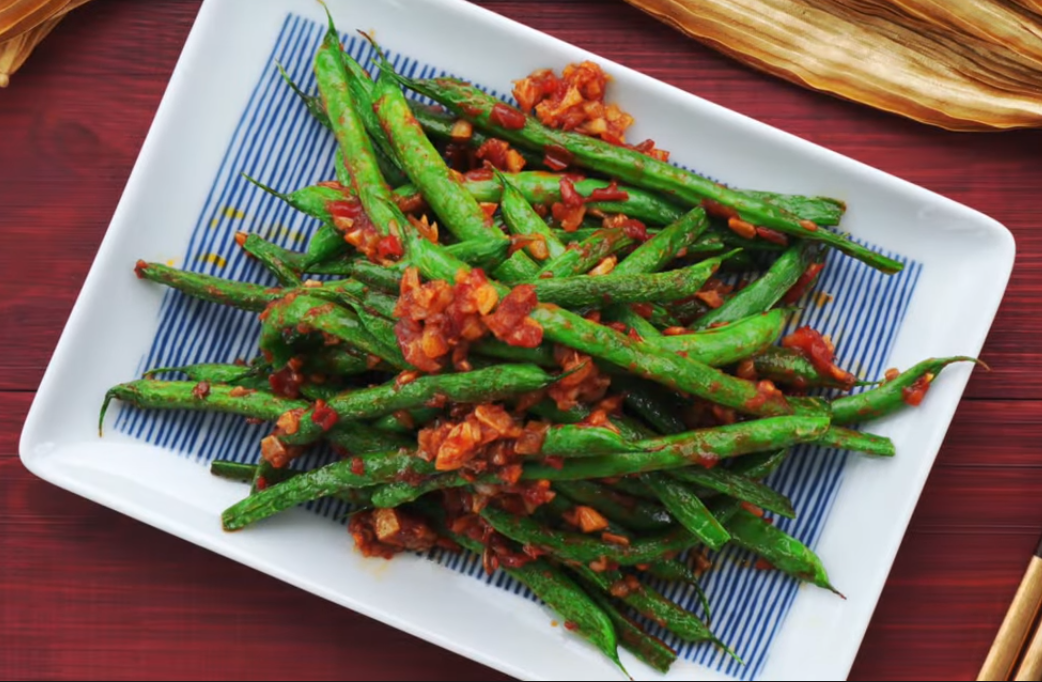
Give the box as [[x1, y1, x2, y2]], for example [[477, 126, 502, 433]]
[[2, 1, 1041, 679]]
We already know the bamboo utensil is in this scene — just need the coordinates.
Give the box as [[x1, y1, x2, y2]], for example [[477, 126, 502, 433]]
[[979, 536, 1042, 681]]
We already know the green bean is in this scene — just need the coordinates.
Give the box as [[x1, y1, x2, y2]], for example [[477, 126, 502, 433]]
[[493, 168, 566, 261], [398, 76, 902, 273], [643, 559, 713, 622], [278, 364, 556, 447], [816, 426, 896, 457], [327, 421, 413, 455], [481, 505, 696, 566], [303, 347, 375, 378], [742, 189, 845, 227], [422, 505, 625, 674], [606, 304, 662, 341], [277, 55, 407, 187], [370, 408, 442, 434], [613, 208, 709, 276], [607, 477, 658, 502], [240, 175, 350, 268], [472, 338, 556, 367], [671, 467, 795, 518], [276, 61, 330, 128], [524, 401, 651, 444], [724, 509, 839, 594], [534, 228, 634, 279], [369, 474, 469, 508], [753, 346, 869, 390], [728, 449, 789, 480], [337, 302, 402, 363], [239, 233, 302, 286], [530, 251, 732, 308], [554, 480, 673, 532], [583, 584, 678, 673], [244, 174, 350, 224], [693, 242, 818, 330], [314, 15, 402, 240], [609, 375, 686, 435], [211, 460, 275, 484], [258, 294, 406, 369], [641, 473, 731, 550], [144, 362, 266, 387], [100, 381, 308, 435], [221, 450, 435, 531], [211, 460, 376, 508], [347, 260, 402, 293], [492, 250, 541, 285], [572, 565, 720, 646], [531, 304, 795, 417], [831, 357, 980, 426], [372, 68, 506, 245], [540, 425, 644, 458], [134, 261, 281, 312], [408, 102, 546, 169], [650, 309, 790, 366], [522, 417, 830, 480], [311, 284, 398, 320]]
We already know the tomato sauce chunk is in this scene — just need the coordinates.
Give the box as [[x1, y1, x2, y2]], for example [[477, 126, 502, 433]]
[[781, 325, 856, 389]]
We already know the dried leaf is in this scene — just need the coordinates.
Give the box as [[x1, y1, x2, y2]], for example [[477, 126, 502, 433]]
[[0, 0, 70, 42], [0, 0, 92, 87], [623, 0, 1042, 130]]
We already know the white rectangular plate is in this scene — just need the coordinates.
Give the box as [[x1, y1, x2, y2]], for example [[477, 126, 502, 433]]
[[21, 1, 1014, 680]]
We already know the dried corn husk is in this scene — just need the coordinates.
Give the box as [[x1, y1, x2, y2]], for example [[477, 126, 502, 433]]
[[0, 0, 94, 87], [623, 0, 1042, 131]]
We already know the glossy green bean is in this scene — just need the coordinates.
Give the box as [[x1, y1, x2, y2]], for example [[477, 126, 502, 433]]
[[530, 304, 797, 418], [540, 425, 644, 458], [641, 473, 731, 550], [239, 233, 302, 286], [650, 309, 790, 367], [481, 505, 696, 566], [831, 357, 979, 426], [613, 208, 709, 276], [572, 565, 719, 645], [724, 509, 839, 593], [258, 293, 406, 369], [670, 467, 796, 518], [532, 251, 733, 308], [534, 228, 634, 279], [134, 261, 281, 312], [693, 242, 818, 330], [583, 585, 678, 673], [753, 346, 868, 390], [222, 451, 434, 530], [521, 417, 830, 480], [409, 102, 545, 169], [553, 480, 673, 532], [278, 364, 556, 447], [494, 168, 566, 261], [101, 381, 307, 435], [314, 16, 403, 240], [372, 68, 506, 245], [816, 426, 896, 457]]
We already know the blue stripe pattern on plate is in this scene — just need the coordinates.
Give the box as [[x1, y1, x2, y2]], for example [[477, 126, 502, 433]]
[[115, 14, 922, 680]]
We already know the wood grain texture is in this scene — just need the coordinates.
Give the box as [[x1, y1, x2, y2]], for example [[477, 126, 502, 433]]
[[0, 1, 1040, 680]]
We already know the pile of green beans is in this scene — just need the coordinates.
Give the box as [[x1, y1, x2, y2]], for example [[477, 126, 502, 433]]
[[103, 12, 984, 676]]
